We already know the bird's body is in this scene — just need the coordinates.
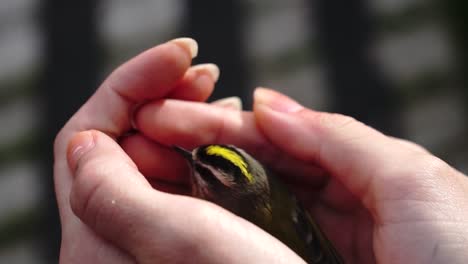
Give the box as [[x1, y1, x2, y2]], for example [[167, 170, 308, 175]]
[[174, 144, 344, 263]]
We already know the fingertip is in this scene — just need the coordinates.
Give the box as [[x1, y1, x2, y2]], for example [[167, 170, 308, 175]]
[[67, 130, 97, 173], [170, 37, 198, 59], [255, 103, 315, 160], [167, 63, 220, 102], [254, 102, 298, 135], [110, 40, 194, 102], [253, 87, 303, 113], [190, 63, 220, 82]]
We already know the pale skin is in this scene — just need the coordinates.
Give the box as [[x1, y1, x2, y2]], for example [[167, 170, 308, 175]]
[[55, 38, 468, 263]]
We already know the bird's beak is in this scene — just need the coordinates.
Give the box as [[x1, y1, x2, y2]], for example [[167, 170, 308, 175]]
[[172, 145, 193, 162]]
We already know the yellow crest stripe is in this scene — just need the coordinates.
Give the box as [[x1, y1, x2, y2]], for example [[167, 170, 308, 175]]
[[206, 145, 254, 183]]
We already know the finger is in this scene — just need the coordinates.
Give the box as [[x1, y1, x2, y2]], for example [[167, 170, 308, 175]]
[[54, 38, 197, 211], [253, 88, 455, 212], [67, 130, 304, 263], [135, 99, 328, 186], [168, 63, 220, 101], [77, 38, 197, 135], [119, 133, 190, 184], [135, 99, 263, 149], [55, 38, 197, 152]]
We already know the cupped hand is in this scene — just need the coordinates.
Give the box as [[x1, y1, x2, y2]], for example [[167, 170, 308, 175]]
[[55, 39, 303, 263], [133, 88, 468, 263]]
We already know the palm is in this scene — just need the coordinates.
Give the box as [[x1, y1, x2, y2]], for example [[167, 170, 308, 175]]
[[293, 175, 376, 263], [284, 167, 452, 264], [62, 223, 131, 263]]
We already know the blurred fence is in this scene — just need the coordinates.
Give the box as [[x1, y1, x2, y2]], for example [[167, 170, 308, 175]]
[[0, 0, 466, 262]]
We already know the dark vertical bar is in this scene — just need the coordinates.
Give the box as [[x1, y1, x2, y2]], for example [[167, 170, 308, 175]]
[[39, 0, 101, 261], [309, 0, 401, 135], [441, 0, 468, 130], [184, 1, 251, 107]]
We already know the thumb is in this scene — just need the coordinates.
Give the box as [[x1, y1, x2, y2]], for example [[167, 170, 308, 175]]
[[253, 88, 454, 211], [67, 130, 204, 262], [67, 130, 165, 260]]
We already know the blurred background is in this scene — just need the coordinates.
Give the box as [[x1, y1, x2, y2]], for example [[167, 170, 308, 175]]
[[0, 0, 467, 262]]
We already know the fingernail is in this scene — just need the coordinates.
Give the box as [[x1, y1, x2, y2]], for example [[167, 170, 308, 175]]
[[171, 37, 198, 58], [191, 63, 220, 82], [68, 131, 96, 171], [254, 87, 303, 113], [211, 96, 242, 111]]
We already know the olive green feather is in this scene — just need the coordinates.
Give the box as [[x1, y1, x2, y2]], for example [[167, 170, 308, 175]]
[[174, 144, 344, 263]]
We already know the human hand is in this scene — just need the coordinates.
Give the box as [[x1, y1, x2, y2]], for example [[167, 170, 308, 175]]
[[55, 39, 304, 263], [134, 88, 468, 263]]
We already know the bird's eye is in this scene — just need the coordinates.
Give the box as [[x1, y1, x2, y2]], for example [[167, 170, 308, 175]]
[[194, 163, 222, 186]]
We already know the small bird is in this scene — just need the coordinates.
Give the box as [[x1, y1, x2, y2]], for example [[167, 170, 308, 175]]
[[174, 144, 344, 263]]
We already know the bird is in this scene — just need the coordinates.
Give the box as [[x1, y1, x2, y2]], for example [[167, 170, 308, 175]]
[[173, 144, 344, 263]]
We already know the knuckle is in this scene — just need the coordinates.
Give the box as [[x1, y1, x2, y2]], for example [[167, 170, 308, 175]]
[[317, 112, 375, 143], [74, 156, 101, 181], [54, 128, 68, 154], [69, 159, 98, 213], [391, 137, 430, 154], [70, 158, 115, 228], [415, 154, 452, 179], [70, 156, 141, 234]]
